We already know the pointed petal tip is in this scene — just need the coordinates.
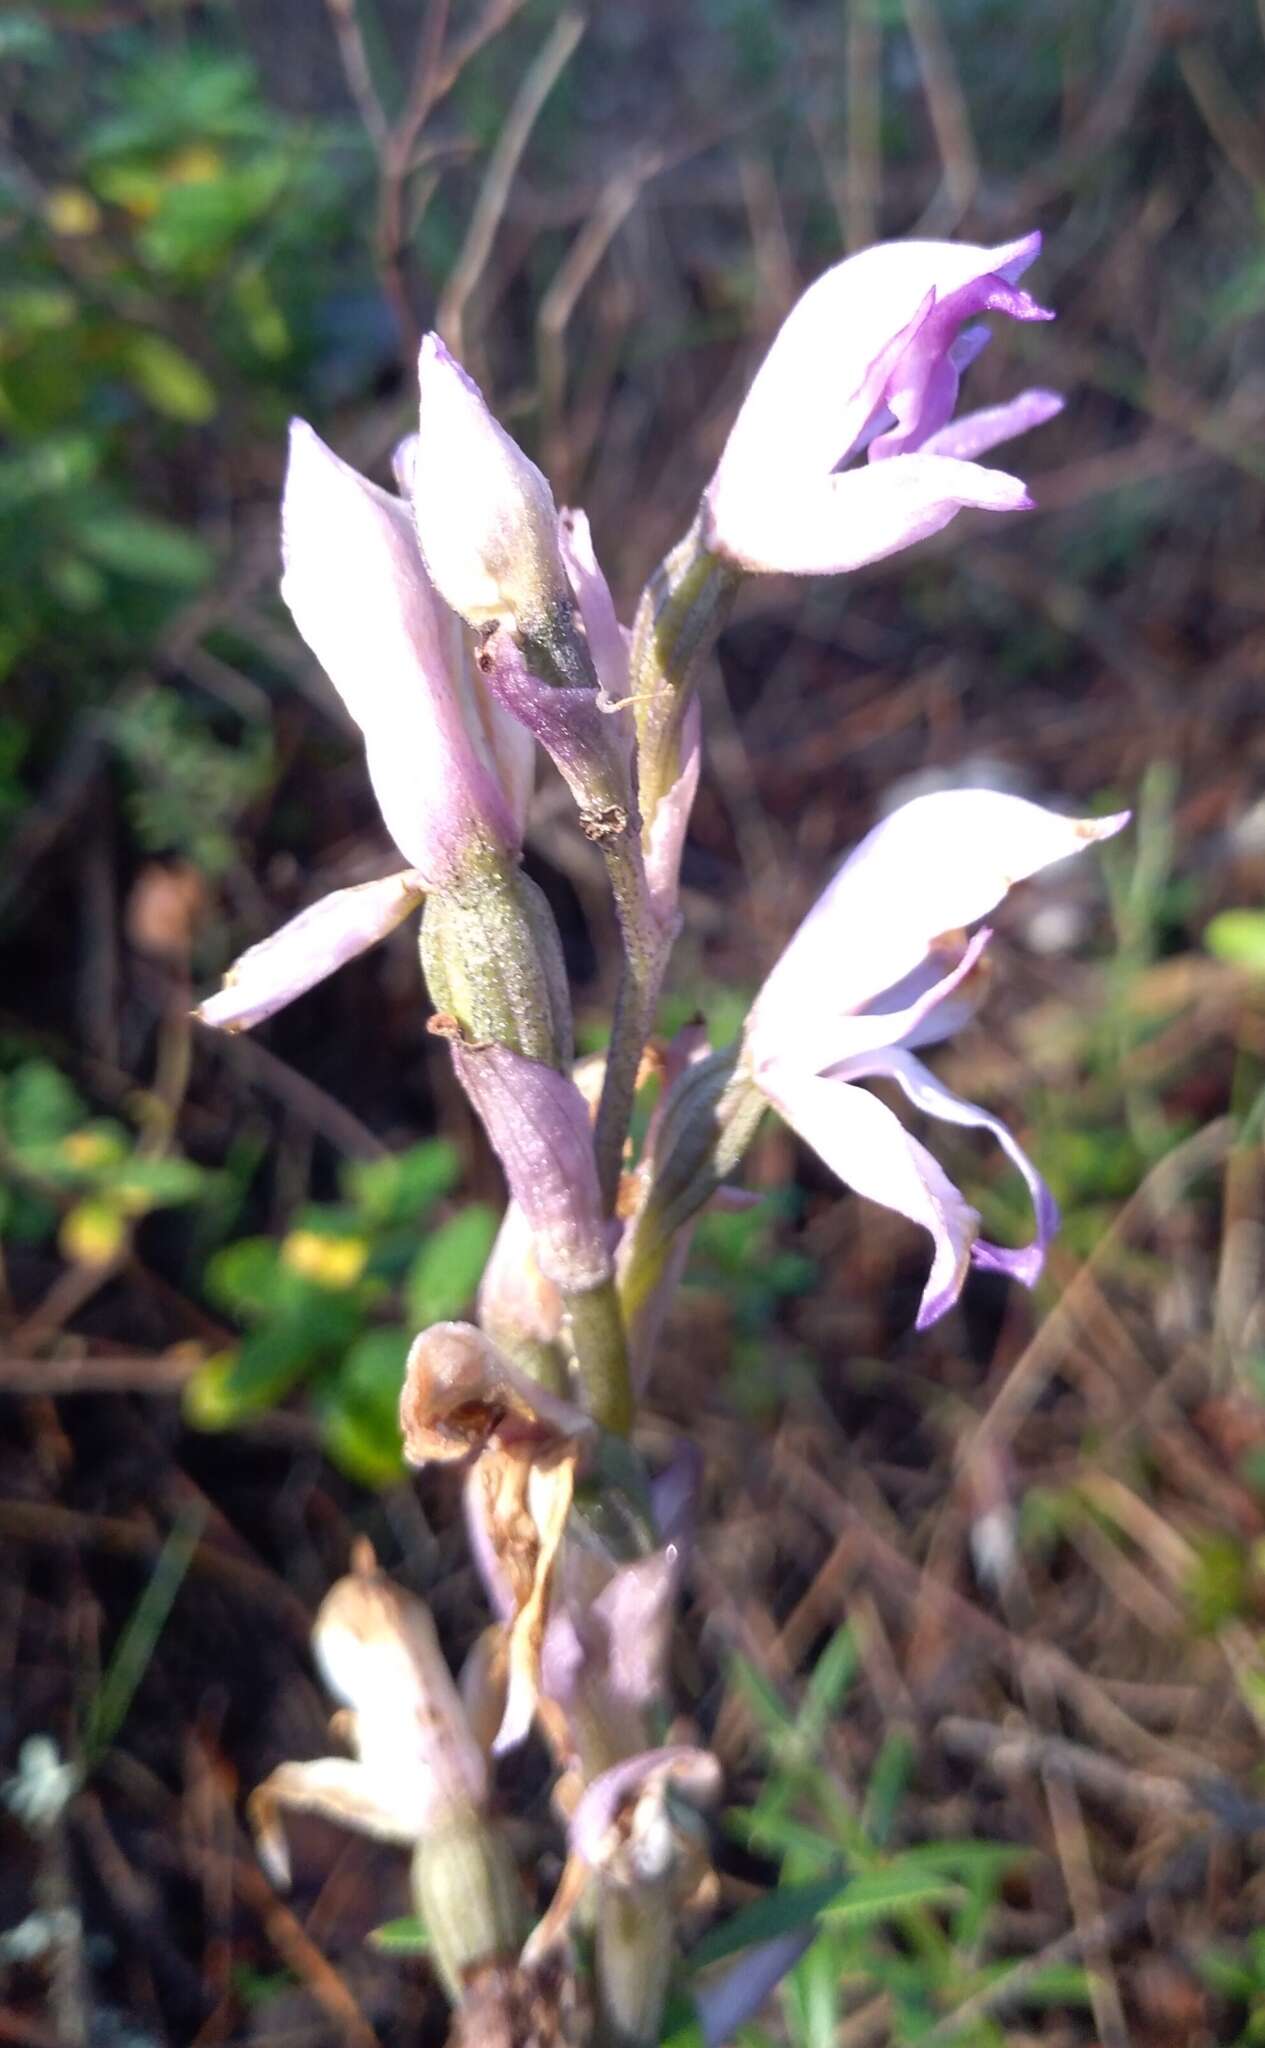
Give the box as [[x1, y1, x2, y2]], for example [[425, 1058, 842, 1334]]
[[286, 416, 323, 460], [1077, 808, 1131, 844], [992, 228, 1043, 281]]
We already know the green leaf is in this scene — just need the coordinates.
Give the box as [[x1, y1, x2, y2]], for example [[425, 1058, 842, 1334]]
[[861, 1729, 914, 1847], [798, 1626, 858, 1749], [727, 1807, 838, 1867], [78, 511, 213, 587], [404, 1204, 498, 1326], [321, 1327, 412, 1486], [822, 1866, 961, 1926], [3, 1059, 87, 1144], [899, 1840, 1030, 1881], [368, 1915, 429, 1956], [322, 1403, 406, 1490], [183, 1323, 315, 1427], [658, 1993, 707, 2048], [1206, 909, 1265, 974], [110, 1154, 208, 1212], [0, 433, 102, 513], [204, 1237, 283, 1320], [82, 1506, 203, 1764], [0, 15, 56, 62], [1198, 1947, 1257, 2000], [1018, 1962, 1097, 2006], [344, 1139, 461, 1228], [122, 332, 217, 423]]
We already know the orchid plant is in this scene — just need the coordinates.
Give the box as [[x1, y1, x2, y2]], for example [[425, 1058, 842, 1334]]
[[197, 234, 1125, 2046]]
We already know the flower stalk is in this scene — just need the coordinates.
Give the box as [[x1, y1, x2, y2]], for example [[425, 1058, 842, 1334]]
[[224, 227, 1119, 2048]]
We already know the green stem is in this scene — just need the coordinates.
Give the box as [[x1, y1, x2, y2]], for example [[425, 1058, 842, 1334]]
[[564, 1275, 634, 1436], [629, 513, 742, 827], [592, 828, 668, 1215]]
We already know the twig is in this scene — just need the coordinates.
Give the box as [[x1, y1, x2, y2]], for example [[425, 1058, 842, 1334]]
[[902, 0, 979, 233], [231, 1849, 382, 2048], [198, 1027, 390, 1160], [937, 1716, 1234, 1821], [536, 147, 666, 441], [844, 0, 882, 251], [0, 1350, 202, 1395], [962, 1117, 1234, 1467], [438, 9, 586, 362], [0, 1501, 312, 1643], [921, 1841, 1211, 2044], [322, 0, 390, 149]]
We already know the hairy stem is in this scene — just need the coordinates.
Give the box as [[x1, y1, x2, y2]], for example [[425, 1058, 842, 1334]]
[[564, 1275, 633, 1436], [592, 827, 668, 1215], [629, 514, 742, 829]]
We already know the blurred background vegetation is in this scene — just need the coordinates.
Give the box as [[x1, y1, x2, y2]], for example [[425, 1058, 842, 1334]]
[[2, 1, 1265, 2043]]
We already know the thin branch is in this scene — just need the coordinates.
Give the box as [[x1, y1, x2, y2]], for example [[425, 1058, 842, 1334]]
[[439, 9, 586, 361]]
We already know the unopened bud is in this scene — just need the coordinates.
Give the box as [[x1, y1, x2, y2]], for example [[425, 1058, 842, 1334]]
[[628, 1046, 765, 1258], [413, 336, 593, 690]]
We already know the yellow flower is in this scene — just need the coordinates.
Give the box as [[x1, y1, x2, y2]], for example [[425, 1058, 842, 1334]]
[[281, 1230, 369, 1290]]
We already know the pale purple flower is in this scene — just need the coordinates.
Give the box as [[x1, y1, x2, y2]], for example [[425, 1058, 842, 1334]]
[[195, 421, 533, 1031], [539, 1542, 679, 1774], [743, 790, 1129, 1327], [704, 233, 1063, 576]]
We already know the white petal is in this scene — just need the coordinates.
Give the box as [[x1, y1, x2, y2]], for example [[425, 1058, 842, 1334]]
[[762, 1065, 981, 1327], [750, 791, 1128, 1048], [281, 421, 518, 881], [713, 450, 1032, 578], [755, 926, 991, 1083], [413, 334, 565, 633], [830, 1047, 1057, 1287], [559, 507, 630, 707], [194, 871, 423, 1032]]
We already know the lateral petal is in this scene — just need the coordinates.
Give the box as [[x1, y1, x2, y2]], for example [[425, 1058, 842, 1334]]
[[194, 871, 424, 1032], [750, 791, 1128, 1037], [836, 1047, 1058, 1288], [760, 1065, 981, 1328], [281, 420, 520, 881], [715, 450, 1032, 578]]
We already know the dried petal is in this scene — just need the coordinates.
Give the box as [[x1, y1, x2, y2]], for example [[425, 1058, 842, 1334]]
[[399, 1320, 589, 1466], [249, 1757, 423, 1886], [477, 1439, 578, 1754], [313, 1563, 488, 1824]]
